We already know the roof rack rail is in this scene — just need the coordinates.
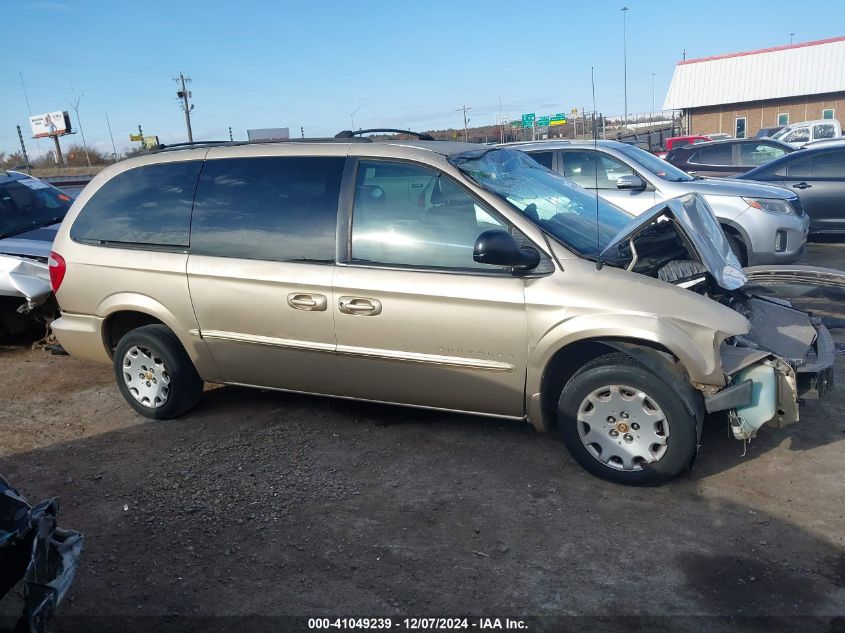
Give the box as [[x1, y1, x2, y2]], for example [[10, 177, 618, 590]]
[[150, 137, 373, 154], [335, 128, 435, 141]]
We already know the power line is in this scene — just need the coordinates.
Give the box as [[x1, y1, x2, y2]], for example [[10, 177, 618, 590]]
[[68, 85, 92, 167], [174, 72, 194, 143]]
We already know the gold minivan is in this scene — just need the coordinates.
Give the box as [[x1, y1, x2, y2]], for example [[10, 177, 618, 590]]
[[49, 134, 837, 484]]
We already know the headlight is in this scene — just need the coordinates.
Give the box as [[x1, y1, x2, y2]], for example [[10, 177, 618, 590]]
[[742, 197, 795, 215]]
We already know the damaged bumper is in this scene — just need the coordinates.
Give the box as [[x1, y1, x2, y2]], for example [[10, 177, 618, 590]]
[[706, 301, 836, 440], [0, 255, 52, 314], [0, 475, 83, 633]]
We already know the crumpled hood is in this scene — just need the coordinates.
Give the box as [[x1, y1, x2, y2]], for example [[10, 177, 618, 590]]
[[601, 193, 747, 291], [681, 177, 795, 199]]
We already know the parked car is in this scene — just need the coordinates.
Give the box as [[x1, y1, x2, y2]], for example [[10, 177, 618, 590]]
[[771, 119, 842, 148], [508, 140, 808, 265], [755, 125, 785, 138], [0, 170, 72, 335], [655, 135, 711, 159], [665, 138, 796, 177], [49, 135, 836, 485], [736, 144, 845, 236]]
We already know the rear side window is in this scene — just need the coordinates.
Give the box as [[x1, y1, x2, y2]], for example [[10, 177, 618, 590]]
[[693, 144, 733, 165], [70, 161, 201, 246], [190, 156, 344, 262], [739, 143, 787, 166]]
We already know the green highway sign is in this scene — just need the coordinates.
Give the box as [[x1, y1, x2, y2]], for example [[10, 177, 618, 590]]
[[521, 113, 535, 127], [511, 120, 523, 128], [549, 114, 568, 126], [536, 116, 550, 127]]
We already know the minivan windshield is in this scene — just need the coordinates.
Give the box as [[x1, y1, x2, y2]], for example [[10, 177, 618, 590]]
[[0, 175, 73, 239], [615, 144, 694, 182], [449, 148, 632, 257]]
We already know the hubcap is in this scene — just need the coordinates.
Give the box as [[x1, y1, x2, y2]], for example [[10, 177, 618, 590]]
[[576, 384, 669, 471], [122, 346, 170, 408]]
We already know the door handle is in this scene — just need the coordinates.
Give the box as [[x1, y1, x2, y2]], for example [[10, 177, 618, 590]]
[[338, 296, 382, 316], [792, 182, 812, 190], [287, 293, 327, 311]]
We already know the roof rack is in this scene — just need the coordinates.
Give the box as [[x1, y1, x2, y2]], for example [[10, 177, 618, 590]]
[[150, 137, 372, 154], [335, 128, 435, 141]]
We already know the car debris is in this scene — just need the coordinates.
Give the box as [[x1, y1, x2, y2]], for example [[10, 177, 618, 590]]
[[0, 474, 83, 633]]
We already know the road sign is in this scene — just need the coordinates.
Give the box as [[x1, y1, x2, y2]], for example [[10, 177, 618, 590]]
[[550, 114, 568, 126], [571, 108, 579, 115], [521, 113, 535, 127], [129, 134, 143, 141], [536, 116, 550, 127], [511, 120, 523, 128]]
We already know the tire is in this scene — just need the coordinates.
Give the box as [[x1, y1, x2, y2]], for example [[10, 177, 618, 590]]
[[113, 324, 203, 420], [725, 233, 748, 267], [557, 352, 697, 485]]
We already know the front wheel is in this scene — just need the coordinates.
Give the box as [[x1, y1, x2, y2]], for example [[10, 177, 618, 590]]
[[557, 353, 697, 485], [113, 324, 203, 420]]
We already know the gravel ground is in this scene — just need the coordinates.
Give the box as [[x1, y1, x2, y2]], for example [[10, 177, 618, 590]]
[[1, 245, 844, 632]]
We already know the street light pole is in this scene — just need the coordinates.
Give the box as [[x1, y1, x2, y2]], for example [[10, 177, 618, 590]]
[[621, 6, 629, 132], [651, 72, 655, 123]]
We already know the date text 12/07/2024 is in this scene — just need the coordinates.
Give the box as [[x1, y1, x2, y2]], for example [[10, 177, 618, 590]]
[[307, 618, 528, 630]]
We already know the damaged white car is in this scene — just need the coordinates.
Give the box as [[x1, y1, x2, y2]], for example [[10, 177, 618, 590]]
[[0, 171, 71, 336]]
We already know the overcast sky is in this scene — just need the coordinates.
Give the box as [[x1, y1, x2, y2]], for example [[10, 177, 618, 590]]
[[2, 0, 845, 158]]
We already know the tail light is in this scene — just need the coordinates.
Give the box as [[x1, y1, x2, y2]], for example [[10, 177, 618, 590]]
[[48, 251, 66, 293]]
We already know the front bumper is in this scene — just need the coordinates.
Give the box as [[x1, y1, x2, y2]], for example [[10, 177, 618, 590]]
[[745, 211, 810, 266]]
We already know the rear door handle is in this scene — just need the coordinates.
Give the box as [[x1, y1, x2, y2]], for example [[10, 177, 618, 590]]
[[287, 293, 327, 311], [792, 182, 812, 190], [338, 296, 382, 316]]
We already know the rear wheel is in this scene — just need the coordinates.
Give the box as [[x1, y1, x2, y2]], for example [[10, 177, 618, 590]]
[[557, 353, 697, 485], [113, 324, 203, 419]]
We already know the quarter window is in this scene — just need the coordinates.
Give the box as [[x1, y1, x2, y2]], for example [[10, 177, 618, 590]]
[[70, 161, 202, 246], [813, 123, 837, 140], [190, 156, 344, 262], [783, 128, 810, 143], [777, 113, 789, 126], [735, 117, 747, 139], [350, 161, 506, 270]]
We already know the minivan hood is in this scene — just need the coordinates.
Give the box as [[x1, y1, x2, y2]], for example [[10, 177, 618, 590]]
[[601, 193, 747, 291], [681, 177, 794, 199]]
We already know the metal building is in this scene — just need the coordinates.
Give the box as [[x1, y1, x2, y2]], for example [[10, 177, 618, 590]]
[[663, 36, 845, 138]]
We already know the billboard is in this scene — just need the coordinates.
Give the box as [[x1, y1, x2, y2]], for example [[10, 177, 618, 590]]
[[247, 127, 289, 142], [29, 111, 72, 138]]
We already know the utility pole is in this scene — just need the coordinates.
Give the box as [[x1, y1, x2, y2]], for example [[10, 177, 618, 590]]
[[228, 126, 233, 141], [19, 72, 43, 160], [67, 90, 92, 167], [105, 112, 118, 161], [621, 6, 629, 132], [342, 106, 363, 132], [16, 125, 31, 172], [174, 72, 194, 143], [138, 124, 143, 137], [301, 126, 304, 139], [456, 105, 471, 141], [789, 32, 795, 44]]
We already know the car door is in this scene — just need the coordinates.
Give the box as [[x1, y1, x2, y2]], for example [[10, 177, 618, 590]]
[[763, 149, 845, 233], [330, 157, 531, 417], [186, 153, 344, 392], [561, 149, 656, 215]]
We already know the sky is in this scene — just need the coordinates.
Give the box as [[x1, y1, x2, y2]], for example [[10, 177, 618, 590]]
[[2, 0, 845, 159]]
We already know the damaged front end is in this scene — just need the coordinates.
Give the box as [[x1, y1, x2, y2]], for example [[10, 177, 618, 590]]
[[0, 255, 55, 337], [600, 194, 839, 442], [0, 475, 83, 633]]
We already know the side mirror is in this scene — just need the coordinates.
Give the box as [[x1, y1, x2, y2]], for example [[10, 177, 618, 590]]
[[473, 230, 541, 270], [616, 174, 646, 190]]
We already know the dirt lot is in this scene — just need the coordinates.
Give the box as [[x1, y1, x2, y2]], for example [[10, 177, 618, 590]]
[[2, 245, 844, 632]]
